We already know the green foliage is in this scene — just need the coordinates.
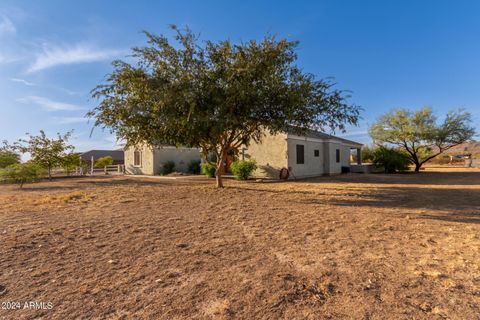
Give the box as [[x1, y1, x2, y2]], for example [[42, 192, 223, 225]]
[[201, 163, 216, 178], [0, 162, 46, 188], [369, 107, 475, 171], [0, 150, 20, 168], [361, 145, 375, 163], [372, 147, 411, 173], [187, 159, 201, 174], [61, 153, 83, 175], [94, 156, 114, 168], [230, 160, 257, 180], [162, 160, 175, 175], [89, 25, 360, 187], [0, 141, 21, 168], [13, 130, 75, 179]]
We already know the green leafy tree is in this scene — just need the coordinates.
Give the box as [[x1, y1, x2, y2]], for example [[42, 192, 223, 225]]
[[372, 147, 411, 173], [369, 107, 475, 172], [361, 145, 375, 163], [0, 141, 20, 168], [89, 26, 360, 187], [94, 156, 114, 168], [14, 130, 75, 180], [0, 162, 46, 188], [62, 153, 83, 175]]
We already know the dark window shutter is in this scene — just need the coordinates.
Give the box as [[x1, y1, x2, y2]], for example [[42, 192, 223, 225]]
[[336, 149, 340, 163], [314, 149, 319, 157], [296, 145, 305, 164]]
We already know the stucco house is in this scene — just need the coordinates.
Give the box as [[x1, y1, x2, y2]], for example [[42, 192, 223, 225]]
[[244, 129, 363, 179], [124, 128, 362, 179], [124, 145, 201, 175]]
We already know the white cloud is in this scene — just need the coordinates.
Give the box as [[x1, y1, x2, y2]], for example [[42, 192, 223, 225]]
[[27, 43, 123, 73], [0, 52, 19, 64], [0, 15, 15, 36], [339, 129, 368, 138], [53, 116, 88, 124], [17, 95, 84, 111], [10, 78, 36, 86]]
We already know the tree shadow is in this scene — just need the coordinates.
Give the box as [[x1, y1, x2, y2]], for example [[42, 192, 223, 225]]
[[293, 185, 480, 224], [294, 171, 480, 186]]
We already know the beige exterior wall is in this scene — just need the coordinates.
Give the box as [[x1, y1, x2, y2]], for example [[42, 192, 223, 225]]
[[124, 145, 201, 175], [246, 131, 362, 179], [288, 135, 359, 178], [124, 144, 156, 175], [153, 147, 201, 174], [244, 132, 288, 179], [287, 136, 326, 178]]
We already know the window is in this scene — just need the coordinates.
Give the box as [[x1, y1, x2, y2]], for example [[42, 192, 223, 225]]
[[296, 144, 305, 164], [134, 150, 142, 167], [314, 149, 319, 157], [336, 149, 340, 163]]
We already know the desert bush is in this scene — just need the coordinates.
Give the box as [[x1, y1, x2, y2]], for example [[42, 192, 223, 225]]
[[201, 163, 216, 178], [162, 161, 175, 175], [187, 160, 201, 174], [0, 162, 46, 188], [230, 160, 257, 180], [372, 147, 411, 173], [94, 156, 114, 168]]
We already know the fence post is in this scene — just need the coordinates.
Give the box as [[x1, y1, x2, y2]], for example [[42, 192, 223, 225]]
[[104, 166, 107, 175]]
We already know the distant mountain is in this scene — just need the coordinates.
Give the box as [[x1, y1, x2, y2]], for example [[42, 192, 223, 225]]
[[440, 140, 480, 157]]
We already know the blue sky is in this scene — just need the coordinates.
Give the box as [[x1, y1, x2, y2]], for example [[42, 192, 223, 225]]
[[1, 0, 480, 152]]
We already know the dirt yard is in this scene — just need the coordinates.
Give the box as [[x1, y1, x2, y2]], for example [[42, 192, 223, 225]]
[[0, 168, 479, 319]]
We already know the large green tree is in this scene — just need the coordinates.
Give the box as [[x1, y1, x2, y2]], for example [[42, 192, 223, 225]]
[[89, 26, 361, 187], [369, 107, 475, 172], [0, 141, 20, 168], [14, 130, 75, 180]]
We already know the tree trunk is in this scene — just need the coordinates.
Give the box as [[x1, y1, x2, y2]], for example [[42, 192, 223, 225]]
[[216, 173, 223, 188], [414, 163, 421, 172], [48, 166, 52, 180], [215, 149, 227, 188]]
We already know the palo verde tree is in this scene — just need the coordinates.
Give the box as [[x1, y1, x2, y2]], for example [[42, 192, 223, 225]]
[[369, 107, 475, 172], [89, 26, 361, 187], [14, 130, 75, 180]]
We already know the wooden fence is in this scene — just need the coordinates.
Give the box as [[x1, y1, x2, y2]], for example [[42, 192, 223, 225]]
[[51, 165, 125, 177]]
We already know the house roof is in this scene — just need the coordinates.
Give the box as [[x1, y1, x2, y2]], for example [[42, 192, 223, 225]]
[[80, 149, 125, 161], [288, 128, 363, 147]]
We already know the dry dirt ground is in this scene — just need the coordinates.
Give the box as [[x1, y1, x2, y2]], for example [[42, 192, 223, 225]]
[[0, 168, 479, 319]]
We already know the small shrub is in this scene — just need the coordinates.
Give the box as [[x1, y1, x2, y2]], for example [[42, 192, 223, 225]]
[[372, 147, 411, 173], [230, 160, 257, 180], [201, 163, 216, 178], [0, 162, 46, 188], [187, 159, 201, 174], [94, 156, 113, 168], [162, 161, 175, 175]]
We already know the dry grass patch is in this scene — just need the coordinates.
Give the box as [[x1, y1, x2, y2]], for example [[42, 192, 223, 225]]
[[0, 171, 479, 319]]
